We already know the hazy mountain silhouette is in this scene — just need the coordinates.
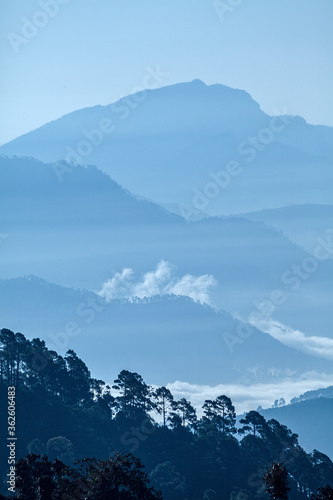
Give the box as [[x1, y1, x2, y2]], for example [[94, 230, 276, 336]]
[[259, 398, 333, 459], [1, 80, 332, 214], [1, 156, 332, 342], [291, 385, 333, 404], [1, 275, 331, 388], [231, 204, 333, 257]]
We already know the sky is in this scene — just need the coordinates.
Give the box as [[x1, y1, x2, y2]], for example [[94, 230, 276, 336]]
[[0, 0, 332, 145]]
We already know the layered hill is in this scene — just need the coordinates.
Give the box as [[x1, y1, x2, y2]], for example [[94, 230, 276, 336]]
[[1, 156, 332, 342], [1, 80, 332, 215], [259, 398, 333, 459], [234, 204, 333, 258], [1, 275, 332, 391]]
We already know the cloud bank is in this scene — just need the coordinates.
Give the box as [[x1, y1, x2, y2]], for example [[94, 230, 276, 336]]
[[98, 260, 217, 305], [248, 314, 333, 360], [166, 374, 333, 415]]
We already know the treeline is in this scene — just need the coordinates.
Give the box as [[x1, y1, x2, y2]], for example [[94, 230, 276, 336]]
[[0, 328, 333, 499]]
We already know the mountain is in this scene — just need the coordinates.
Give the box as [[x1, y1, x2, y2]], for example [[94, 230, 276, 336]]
[[1, 276, 332, 392], [1, 80, 332, 215], [290, 385, 333, 404], [259, 398, 333, 459], [234, 204, 333, 257], [1, 156, 332, 342]]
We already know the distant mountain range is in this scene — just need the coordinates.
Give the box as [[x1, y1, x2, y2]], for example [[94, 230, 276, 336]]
[[259, 398, 333, 459], [1, 156, 332, 343], [0, 80, 333, 456], [291, 385, 333, 404], [232, 204, 333, 258], [254, 383, 333, 459], [2, 274, 333, 459], [1, 80, 333, 215], [1, 275, 332, 391], [1, 81, 333, 460]]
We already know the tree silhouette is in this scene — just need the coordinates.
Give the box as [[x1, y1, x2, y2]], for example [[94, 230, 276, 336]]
[[238, 410, 268, 438], [65, 349, 92, 405], [77, 453, 162, 499], [263, 462, 290, 500], [113, 370, 156, 419], [311, 451, 333, 491], [150, 461, 185, 500], [1, 329, 332, 499], [15, 453, 70, 499], [311, 485, 333, 500], [154, 386, 174, 426], [14, 453, 162, 499], [0, 329, 22, 385], [170, 397, 197, 428], [203, 395, 236, 435], [45, 436, 75, 464]]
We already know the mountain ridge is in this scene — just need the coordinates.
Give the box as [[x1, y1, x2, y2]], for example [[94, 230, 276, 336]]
[[1, 155, 332, 342], [259, 398, 333, 459], [1, 80, 332, 214], [1, 274, 332, 391]]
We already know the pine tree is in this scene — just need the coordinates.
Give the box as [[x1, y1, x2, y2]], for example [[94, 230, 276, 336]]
[[238, 410, 268, 438], [113, 370, 155, 419], [154, 386, 174, 426], [203, 395, 236, 435], [263, 462, 290, 500]]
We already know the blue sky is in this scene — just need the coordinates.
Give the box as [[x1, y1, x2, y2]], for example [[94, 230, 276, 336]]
[[0, 0, 332, 144]]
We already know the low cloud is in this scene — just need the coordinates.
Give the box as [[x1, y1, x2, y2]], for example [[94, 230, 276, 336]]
[[248, 315, 333, 360], [167, 374, 333, 415], [98, 260, 217, 305]]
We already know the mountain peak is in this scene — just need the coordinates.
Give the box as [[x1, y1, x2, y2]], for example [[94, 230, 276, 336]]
[[188, 78, 206, 86]]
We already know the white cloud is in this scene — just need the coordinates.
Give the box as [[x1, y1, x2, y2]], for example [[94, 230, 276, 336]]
[[166, 374, 333, 415], [98, 268, 134, 300], [132, 260, 173, 298], [97, 260, 217, 305], [248, 315, 333, 360]]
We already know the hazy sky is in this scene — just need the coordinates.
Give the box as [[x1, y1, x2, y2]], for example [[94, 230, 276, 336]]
[[0, 0, 332, 144]]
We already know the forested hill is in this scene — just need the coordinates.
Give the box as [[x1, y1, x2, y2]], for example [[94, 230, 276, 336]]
[[0, 329, 332, 499]]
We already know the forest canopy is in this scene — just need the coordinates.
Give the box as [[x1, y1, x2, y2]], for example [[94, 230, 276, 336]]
[[0, 328, 332, 499]]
